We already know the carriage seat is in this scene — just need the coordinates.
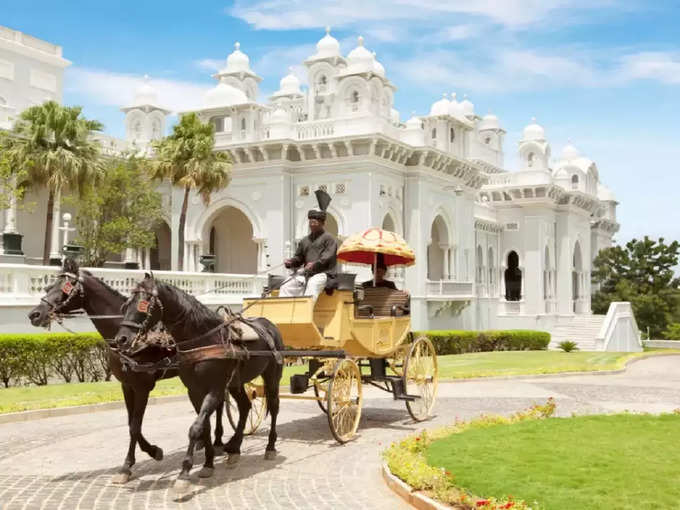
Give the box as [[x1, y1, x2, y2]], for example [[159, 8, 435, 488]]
[[355, 287, 410, 318], [324, 272, 356, 295]]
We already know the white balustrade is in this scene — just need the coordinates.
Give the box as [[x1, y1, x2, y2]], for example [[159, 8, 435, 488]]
[[425, 279, 474, 298], [0, 263, 266, 307], [296, 120, 335, 140]]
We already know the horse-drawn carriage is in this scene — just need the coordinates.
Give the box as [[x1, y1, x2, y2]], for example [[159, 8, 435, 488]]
[[231, 228, 438, 443]]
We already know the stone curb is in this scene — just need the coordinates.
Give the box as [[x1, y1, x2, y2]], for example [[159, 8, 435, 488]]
[[0, 394, 187, 425], [382, 462, 450, 510]]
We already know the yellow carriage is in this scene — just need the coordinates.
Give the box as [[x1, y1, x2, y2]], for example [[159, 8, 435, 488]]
[[229, 228, 438, 443]]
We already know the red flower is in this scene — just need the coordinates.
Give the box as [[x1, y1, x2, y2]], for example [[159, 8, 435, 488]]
[[445, 470, 452, 476], [503, 503, 515, 509], [415, 437, 421, 442], [476, 500, 490, 507]]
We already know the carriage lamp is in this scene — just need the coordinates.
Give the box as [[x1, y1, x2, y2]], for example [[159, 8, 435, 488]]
[[199, 254, 216, 273], [60, 213, 83, 259]]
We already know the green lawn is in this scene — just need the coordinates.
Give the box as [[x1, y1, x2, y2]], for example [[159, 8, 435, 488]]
[[1, 350, 676, 414], [426, 413, 680, 509]]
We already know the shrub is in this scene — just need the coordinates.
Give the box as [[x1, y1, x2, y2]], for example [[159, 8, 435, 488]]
[[0, 333, 106, 386], [663, 323, 680, 340], [416, 329, 550, 355], [558, 340, 579, 353]]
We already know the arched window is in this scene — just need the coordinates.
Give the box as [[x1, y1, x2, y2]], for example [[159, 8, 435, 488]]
[[571, 174, 579, 190], [527, 152, 535, 167], [488, 247, 495, 294], [504, 251, 522, 301], [450, 127, 455, 142], [431, 128, 437, 140], [484, 136, 491, 145], [209, 227, 216, 255], [317, 74, 327, 93], [210, 116, 224, 132], [240, 118, 246, 131], [476, 245, 484, 286]]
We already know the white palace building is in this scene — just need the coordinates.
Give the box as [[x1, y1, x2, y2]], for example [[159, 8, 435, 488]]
[[0, 26, 641, 350]]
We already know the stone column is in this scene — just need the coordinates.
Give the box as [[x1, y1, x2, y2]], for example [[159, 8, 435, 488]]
[[3, 191, 17, 234], [144, 247, 151, 270], [49, 188, 62, 261], [440, 244, 450, 280]]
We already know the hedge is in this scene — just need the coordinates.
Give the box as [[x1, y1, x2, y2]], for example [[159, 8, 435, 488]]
[[0, 333, 110, 387], [416, 329, 550, 355]]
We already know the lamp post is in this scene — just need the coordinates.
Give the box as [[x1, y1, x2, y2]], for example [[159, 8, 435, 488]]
[[59, 212, 83, 261]]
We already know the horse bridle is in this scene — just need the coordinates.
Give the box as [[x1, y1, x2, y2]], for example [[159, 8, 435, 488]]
[[120, 279, 165, 348], [41, 272, 85, 322]]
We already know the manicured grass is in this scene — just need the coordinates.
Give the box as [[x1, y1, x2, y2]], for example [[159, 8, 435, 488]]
[[435, 349, 678, 379], [0, 365, 307, 414], [1, 350, 677, 414], [426, 413, 680, 509]]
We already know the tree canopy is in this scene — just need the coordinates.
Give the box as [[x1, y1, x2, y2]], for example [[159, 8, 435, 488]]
[[592, 237, 680, 339], [68, 156, 164, 267]]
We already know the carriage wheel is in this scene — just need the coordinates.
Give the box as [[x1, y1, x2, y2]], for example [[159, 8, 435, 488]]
[[326, 359, 362, 443], [226, 380, 267, 435], [313, 379, 328, 414], [403, 336, 438, 422]]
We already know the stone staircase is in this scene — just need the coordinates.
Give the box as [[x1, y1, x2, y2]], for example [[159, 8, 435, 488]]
[[548, 315, 606, 351]]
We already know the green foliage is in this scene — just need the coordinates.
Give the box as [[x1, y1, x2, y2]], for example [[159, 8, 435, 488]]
[[418, 330, 550, 355], [67, 156, 164, 267], [592, 237, 680, 339], [149, 112, 231, 269], [558, 340, 579, 352], [662, 323, 680, 340], [0, 333, 107, 386], [2, 101, 104, 263], [383, 399, 555, 509]]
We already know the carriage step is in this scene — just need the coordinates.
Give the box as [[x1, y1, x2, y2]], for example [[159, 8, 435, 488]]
[[389, 377, 418, 401]]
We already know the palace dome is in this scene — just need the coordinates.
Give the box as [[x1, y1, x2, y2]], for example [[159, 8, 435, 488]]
[[373, 52, 385, 77], [269, 107, 290, 124], [560, 142, 580, 161], [315, 26, 341, 58], [447, 93, 464, 119], [203, 81, 248, 108], [460, 94, 475, 117], [429, 93, 450, 116], [405, 113, 423, 129], [225, 42, 252, 73], [522, 117, 545, 141], [479, 113, 500, 131], [597, 183, 617, 202], [274, 68, 302, 96], [346, 36, 375, 72], [133, 75, 158, 106]]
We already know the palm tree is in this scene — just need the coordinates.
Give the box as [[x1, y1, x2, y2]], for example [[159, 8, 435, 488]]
[[149, 113, 231, 270], [3, 101, 104, 264]]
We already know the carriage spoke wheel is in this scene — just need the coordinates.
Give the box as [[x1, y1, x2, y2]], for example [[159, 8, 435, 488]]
[[403, 336, 438, 422], [226, 379, 267, 435], [313, 379, 328, 414], [326, 359, 362, 443]]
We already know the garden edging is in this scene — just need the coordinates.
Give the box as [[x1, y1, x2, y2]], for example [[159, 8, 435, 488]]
[[382, 461, 450, 510]]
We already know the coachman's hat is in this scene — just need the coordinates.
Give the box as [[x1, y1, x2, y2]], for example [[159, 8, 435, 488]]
[[308, 189, 331, 221]]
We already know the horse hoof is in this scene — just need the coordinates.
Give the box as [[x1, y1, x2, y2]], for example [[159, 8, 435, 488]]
[[173, 479, 194, 501], [198, 467, 214, 478], [264, 450, 277, 461], [226, 453, 240, 468], [154, 447, 164, 461], [112, 471, 131, 484]]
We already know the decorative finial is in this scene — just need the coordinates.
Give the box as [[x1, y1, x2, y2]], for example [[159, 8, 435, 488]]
[[531, 116, 536, 122], [235, 42, 240, 50], [325, 26, 331, 34], [358, 35, 364, 46]]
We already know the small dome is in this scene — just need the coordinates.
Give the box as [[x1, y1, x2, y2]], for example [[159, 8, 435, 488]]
[[390, 108, 400, 124], [522, 117, 545, 141], [429, 93, 450, 116], [347, 36, 374, 69], [460, 94, 474, 117], [447, 92, 464, 118], [561, 142, 580, 161], [597, 183, 617, 202], [479, 113, 500, 131], [269, 107, 290, 124], [275, 68, 301, 96], [315, 26, 341, 59], [405, 112, 422, 129], [203, 81, 248, 108], [225, 42, 252, 73], [133, 75, 158, 106], [373, 52, 385, 77]]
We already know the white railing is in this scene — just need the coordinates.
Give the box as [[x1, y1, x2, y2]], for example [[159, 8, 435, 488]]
[[572, 298, 589, 314], [425, 279, 474, 298], [598, 302, 642, 352], [0, 264, 266, 306], [500, 300, 522, 315], [296, 120, 335, 140]]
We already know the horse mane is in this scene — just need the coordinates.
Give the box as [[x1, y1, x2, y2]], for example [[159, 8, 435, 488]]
[[80, 270, 127, 301], [156, 281, 223, 334]]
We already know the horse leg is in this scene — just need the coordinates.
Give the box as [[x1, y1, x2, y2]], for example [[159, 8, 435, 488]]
[[263, 361, 283, 460], [223, 384, 250, 466], [112, 384, 137, 484], [130, 385, 164, 462], [213, 397, 224, 454]]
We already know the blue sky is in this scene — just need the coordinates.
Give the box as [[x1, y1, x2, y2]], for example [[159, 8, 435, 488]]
[[5, 0, 680, 244]]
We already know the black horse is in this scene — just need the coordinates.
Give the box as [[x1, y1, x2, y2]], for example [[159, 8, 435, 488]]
[[114, 273, 283, 496], [27, 258, 227, 484]]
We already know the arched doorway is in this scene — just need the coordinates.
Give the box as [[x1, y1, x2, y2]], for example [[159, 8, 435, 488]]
[[209, 207, 257, 274], [488, 247, 495, 295], [572, 241, 583, 312], [504, 251, 522, 301], [427, 215, 450, 280], [382, 213, 396, 233], [476, 245, 484, 292], [150, 221, 171, 270]]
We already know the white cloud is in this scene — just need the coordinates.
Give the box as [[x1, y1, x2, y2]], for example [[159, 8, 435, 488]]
[[229, 0, 621, 30], [433, 24, 483, 42], [65, 68, 210, 112], [618, 52, 680, 84], [195, 58, 223, 72]]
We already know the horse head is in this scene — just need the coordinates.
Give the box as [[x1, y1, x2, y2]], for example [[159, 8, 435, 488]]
[[28, 258, 85, 327], [115, 273, 164, 352]]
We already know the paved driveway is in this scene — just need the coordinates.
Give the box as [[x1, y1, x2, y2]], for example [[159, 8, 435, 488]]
[[1, 355, 679, 510]]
